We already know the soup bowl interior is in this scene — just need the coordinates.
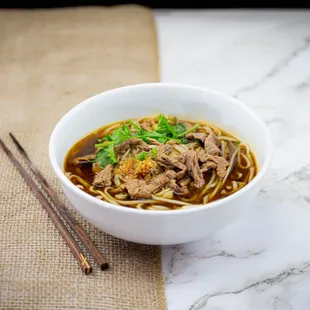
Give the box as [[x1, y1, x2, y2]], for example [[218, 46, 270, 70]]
[[49, 83, 272, 245]]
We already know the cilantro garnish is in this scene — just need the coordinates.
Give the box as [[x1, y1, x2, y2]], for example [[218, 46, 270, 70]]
[[93, 114, 199, 168]]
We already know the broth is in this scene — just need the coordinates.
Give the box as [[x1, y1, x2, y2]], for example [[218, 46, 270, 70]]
[[64, 114, 257, 210]]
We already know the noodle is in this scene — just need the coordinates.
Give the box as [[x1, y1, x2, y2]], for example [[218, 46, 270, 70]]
[[236, 172, 243, 179], [203, 123, 222, 136], [88, 186, 119, 205], [121, 148, 131, 161], [180, 177, 191, 186], [197, 170, 217, 199], [238, 152, 252, 169], [64, 114, 258, 210], [203, 195, 209, 204], [247, 167, 255, 183], [172, 145, 187, 153], [232, 181, 238, 191], [151, 195, 191, 206], [116, 199, 157, 206], [114, 175, 121, 187], [187, 142, 200, 149], [114, 193, 128, 200], [239, 143, 251, 155], [68, 174, 91, 189], [179, 194, 199, 202], [220, 181, 246, 196], [108, 187, 123, 194], [208, 179, 223, 200], [147, 205, 171, 210], [155, 188, 174, 199], [217, 136, 239, 142], [221, 141, 226, 157], [222, 147, 239, 184], [102, 123, 121, 135], [104, 186, 158, 205]]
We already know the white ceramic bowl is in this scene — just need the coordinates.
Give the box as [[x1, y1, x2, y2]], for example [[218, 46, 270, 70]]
[[49, 83, 273, 245]]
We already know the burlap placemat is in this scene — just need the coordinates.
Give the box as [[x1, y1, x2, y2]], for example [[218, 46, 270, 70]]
[[0, 5, 166, 310]]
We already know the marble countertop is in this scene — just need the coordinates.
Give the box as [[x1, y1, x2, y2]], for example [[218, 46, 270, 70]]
[[155, 9, 310, 310]]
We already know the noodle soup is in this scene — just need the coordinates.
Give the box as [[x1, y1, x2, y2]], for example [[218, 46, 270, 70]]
[[64, 114, 257, 210]]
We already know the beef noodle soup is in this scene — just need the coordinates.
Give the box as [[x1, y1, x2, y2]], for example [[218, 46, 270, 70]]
[[64, 114, 257, 210]]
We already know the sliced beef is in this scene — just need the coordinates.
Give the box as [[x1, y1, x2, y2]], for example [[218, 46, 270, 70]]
[[156, 154, 186, 179], [140, 121, 152, 131], [204, 142, 221, 156], [196, 149, 208, 162], [204, 126, 221, 156], [71, 154, 95, 166], [92, 162, 103, 174], [227, 141, 237, 161], [200, 161, 217, 173], [205, 155, 229, 179], [147, 138, 161, 145], [114, 138, 150, 157], [186, 132, 206, 143], [168, 179, 189, 196], [182, 121, 195, 130], [147, 142, 173, 161], [223, 141, 238, 181], [125, 179, 152, 199], [179, 176, 191, 186], [182, 150, 205, 189], [93, 164, 113, 188], [153, 170, 177, 187], [197, 148, 230, 178], [205, 126, 220, 146], [158, 144, 173, 156], [125, 170, 177, 199], [166, 140, 179, 145]]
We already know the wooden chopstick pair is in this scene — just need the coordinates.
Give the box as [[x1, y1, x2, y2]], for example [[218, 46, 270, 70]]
[[0, 134, 108, 274]]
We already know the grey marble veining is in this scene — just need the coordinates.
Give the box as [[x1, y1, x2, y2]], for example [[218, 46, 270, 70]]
[[155, 9, 310, 310]]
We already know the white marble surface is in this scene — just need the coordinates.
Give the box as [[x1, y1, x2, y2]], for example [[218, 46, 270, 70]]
[[155, 9, 310, 310]]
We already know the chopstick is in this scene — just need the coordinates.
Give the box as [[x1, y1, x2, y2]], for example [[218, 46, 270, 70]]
[[0, 138, 92, 275], [9, 133, 109, 271]]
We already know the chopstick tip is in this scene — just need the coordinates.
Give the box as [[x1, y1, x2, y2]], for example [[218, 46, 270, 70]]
[[101, 262, 109, 271], [85, 267, 93, 274], [9, 132, 27, 156]]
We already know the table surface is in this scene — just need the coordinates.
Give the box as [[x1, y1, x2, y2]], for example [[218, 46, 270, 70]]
[[155, 9, 310, 310]]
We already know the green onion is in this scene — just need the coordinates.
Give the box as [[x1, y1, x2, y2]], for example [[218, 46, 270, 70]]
[[178, 124, 200, 137], [128, 120, 143, 132], [137, 151, 148, 161], [151, 147, 158, 159], [95, 141, 114, 148]]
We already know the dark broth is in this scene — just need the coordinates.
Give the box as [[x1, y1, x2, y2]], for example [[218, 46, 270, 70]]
[[64, 117, 258, 209]]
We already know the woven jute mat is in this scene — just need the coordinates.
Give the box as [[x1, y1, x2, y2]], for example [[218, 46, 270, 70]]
[[0, 5, 166, 310]]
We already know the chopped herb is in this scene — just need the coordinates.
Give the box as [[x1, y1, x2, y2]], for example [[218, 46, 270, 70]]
[[175, 122, 187, 135], [178, 124, 200, 137], [137, 151, 148, 161], [128, 120, 143, 132], [122, 123, 130, 135], [93, 144, 117, 167], [151, 147, 158, 159], [93, 115, 201, 168], [94, 140, 114, 148], [105, 134, 112, 141], [179, 137, 188, 144]]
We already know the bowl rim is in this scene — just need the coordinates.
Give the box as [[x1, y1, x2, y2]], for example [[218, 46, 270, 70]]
[[49, 82, 273, 216]]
